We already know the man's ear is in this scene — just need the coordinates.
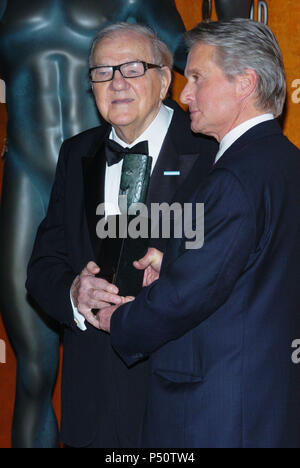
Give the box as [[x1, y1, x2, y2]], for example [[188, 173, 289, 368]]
[[159, 67, 172, 101], [236, 68, 257, 101]]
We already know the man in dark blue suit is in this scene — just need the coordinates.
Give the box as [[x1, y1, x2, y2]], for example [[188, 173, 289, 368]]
[[94, 19, 300, 447]]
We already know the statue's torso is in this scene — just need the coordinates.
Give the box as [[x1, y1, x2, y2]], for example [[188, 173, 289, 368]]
[[0, 0, 183, 186], [0, 0, 134, 177]]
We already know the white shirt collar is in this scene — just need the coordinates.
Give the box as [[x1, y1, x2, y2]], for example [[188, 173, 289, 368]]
[[110, 104, 174, 164], [215, 113, 274, 164]]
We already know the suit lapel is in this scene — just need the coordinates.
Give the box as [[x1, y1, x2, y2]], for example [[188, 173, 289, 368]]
[[215, 119, 283, 166]]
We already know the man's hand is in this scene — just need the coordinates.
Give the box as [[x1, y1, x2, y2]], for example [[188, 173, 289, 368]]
[[91, 296, 135, 333], [92, 247, 164, 332], [95, 298, 134, 333], [71, 261, 132, 329], [133, 247, 163, 287]]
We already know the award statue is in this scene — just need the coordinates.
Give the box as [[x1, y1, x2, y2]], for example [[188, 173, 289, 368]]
[[251, 1, 268, 24], [215, 0, 253, 20], [202, 0, 268, 24], [97, 152, 153, 299]]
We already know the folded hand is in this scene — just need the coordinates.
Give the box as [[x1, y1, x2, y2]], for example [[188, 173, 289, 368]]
[[133, 247, 163, 287], [71, 261, 133, 329]]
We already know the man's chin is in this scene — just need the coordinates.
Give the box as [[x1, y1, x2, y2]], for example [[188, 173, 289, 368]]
[[190, 121, 202, 134], [111, 119, 136, 130], [109, 113, 136, 128], [190, 118, 210, 137]]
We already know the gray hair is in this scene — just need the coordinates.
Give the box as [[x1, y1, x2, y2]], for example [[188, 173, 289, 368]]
[[185, 19, 286, 118], [89, 22, 174, 70]]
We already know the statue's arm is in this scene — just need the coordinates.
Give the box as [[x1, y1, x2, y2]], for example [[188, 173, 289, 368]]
[[0, 1, 7, 156], [0, 1, 8, 76], [0, 0, 7, 20]]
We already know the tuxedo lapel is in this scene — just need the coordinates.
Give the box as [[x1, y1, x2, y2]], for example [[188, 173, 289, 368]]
[[81, 124, 110, 260], [80, 102, 216, 258], [146, 134, 199, 207], [146, 100, 216, 208]]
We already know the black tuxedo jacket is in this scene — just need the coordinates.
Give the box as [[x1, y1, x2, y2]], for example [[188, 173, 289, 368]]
[[26, 100, 217, 448]]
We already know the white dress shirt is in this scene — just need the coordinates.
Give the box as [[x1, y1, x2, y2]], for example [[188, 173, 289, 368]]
[[104, 104, 174, 216], [214, 114, 274, 164], [73, 104, 174, 330]]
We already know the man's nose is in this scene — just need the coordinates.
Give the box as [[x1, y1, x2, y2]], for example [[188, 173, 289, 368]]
[[180, 82, 192, 105], [110, 70, 130, 90]]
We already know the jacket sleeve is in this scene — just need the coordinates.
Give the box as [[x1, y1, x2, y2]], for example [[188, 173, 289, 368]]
[[111, 168, 256, 366], [26, 140, 77, 326]]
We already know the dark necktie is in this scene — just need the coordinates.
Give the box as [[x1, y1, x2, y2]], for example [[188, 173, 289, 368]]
[[105, 139, 149, 166]]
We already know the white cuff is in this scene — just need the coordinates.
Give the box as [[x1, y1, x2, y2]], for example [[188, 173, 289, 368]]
[[70, 290, 87, 331]]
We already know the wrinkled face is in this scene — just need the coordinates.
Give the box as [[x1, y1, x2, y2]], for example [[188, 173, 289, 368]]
[[180, 43, 240, 142], [91, 32, 171, 143]]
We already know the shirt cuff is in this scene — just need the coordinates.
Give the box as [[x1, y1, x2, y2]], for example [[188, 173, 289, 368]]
[[70, 290, 87, 331]]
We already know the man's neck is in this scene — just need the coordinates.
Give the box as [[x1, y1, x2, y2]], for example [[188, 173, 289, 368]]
[[112, 108, 161, 145], [216, 103, 266, 143], [110, 104, 174, 151], [214, 112, 274, 164]]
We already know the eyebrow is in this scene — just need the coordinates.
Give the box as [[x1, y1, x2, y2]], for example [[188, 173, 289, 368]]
[[92, 59, 143, 67], [184, 68, 204, 78]]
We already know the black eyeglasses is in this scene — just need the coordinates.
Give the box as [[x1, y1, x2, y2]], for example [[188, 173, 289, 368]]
[[89, 61, 162, 83]]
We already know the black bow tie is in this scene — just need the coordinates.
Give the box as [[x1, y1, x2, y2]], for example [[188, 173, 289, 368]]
[[105, 139, 149, 167]]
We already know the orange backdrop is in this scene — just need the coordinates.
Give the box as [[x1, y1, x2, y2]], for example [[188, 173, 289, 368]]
[[0, 0, 300, 448]]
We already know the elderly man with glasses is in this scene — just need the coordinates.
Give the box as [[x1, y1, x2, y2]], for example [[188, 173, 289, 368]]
[[26, 23, 216, 448]]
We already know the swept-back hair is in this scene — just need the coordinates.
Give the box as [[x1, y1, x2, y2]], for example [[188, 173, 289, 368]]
[[185, 19, 286, 117]]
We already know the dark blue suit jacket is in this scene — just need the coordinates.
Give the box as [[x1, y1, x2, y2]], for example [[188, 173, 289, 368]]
[[111, 120, 300, 448]]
